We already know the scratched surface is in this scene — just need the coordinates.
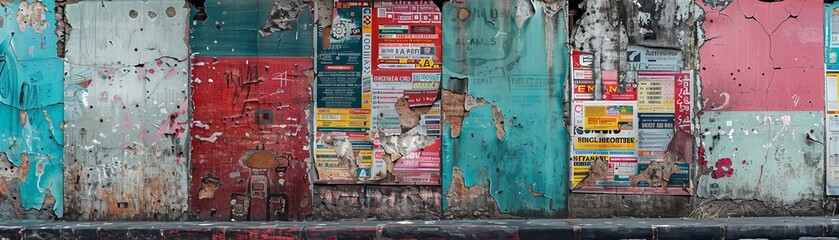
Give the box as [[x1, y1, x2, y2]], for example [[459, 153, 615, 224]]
[[441, 0, 569, 218], [189, 57, 314, 221], [0, 0, 65, 218], [188, 0, 315, 221], [62, 1, 190, 220], [696, 0, 825, 205], [697, 111, 824, 204], [188, 0, 314, 57]]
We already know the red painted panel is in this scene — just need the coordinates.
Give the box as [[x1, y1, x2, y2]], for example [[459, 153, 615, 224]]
[[190, 57, 313, 221], [698, 0, 823, 111]]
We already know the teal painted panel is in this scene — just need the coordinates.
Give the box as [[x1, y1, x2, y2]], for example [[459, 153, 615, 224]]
[[189, 0, 314, 57], [697, 111, 823, 204], [0, 0, 65, 217], [441, 0, 569, 217], [827, 2, 839, 71]]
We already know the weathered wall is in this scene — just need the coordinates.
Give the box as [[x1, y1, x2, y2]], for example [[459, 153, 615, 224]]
[[312, 185, 441, 220], [695, 0, 827, 213], [62, 0, 190, 220], [188, 0, 315, 221], [567, 0, 700, 217], [0, 0, 65, 219], [0, 0, 835, 221], [441, 0, 570, 218]]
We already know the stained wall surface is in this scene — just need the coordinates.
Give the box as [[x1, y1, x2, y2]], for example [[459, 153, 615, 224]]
[[695, 0, 826, 206], [0, 0, 836, 221], [188, 0, 315, 221], [441, 0, 570, 218], [0, 0, 65, 219], [62, 0, 191, 220]]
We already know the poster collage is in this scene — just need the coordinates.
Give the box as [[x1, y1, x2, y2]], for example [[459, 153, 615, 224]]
[[314, 1, 442, 184], [570, 47, 693, 194]]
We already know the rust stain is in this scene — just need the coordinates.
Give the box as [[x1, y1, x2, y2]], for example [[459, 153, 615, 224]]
[[240, 150, 283, 169], [197, 174, 221, 199], [0, 181, 8, 198], [578, 158, 609, 187], [19, 111, 28, 126], [16, 0, 48, 34], [490, 105, 505, 140], [444, 166, 507, 218], [395, 98, 433, 130], [528, 182, 544, 197], [19, 154, 29, 182], [42, 188, 55, 208], [630, 131, 684, 188], [442, 90, 466, 138], [165, 7, 176, 18], [458, 7, 470, 21]]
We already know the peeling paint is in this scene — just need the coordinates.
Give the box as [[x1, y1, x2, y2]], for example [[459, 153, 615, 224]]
[[17, 0, 48, 34], [62, 0, 189, 220], [1, 0, 64, 218], [695, 0, 825, 206], [258, 0, 306, 37], [442, 0, 569, 218], [489, 105, 505, 140]]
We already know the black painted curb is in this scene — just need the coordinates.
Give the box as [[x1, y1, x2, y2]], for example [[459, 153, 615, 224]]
[[1, 217, 839, 239]]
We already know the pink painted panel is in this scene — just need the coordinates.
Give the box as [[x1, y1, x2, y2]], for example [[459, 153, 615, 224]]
[[698, 0, 823, 111]]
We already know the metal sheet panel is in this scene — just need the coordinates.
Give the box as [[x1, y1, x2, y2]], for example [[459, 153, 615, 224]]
[[0, 0, 65, 218], [189, 57, 313, 221], [188, 0, 314, 57], [62, 0, 190, 220], [440, 0, 569, 218]]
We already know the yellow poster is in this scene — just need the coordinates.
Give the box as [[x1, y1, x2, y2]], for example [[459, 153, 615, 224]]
[[573, 136, 636, 150], [316, 108, 372, 129], [637, 74, 676, 113]]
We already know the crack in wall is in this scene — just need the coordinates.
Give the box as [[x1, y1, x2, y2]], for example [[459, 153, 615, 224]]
[[731, 0, 806, 111]]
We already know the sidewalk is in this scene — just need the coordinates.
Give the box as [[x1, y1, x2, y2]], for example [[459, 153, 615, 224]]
[[3, 217, 839, 239]]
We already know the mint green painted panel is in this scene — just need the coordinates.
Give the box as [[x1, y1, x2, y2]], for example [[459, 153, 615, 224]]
[[697, 111, 823, 204]]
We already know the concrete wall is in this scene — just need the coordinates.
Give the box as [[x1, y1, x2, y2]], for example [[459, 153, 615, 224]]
[[62, 0, 190, 220], [694, 0, 827, 216], [441, 0, 570, 218]]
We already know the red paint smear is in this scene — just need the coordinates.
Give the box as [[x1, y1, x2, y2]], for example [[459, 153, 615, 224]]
[[712, 158, 734, 179], [698, 144, 707, 167], [190, 57, 313, 221], [697, 0, 823, 111]]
